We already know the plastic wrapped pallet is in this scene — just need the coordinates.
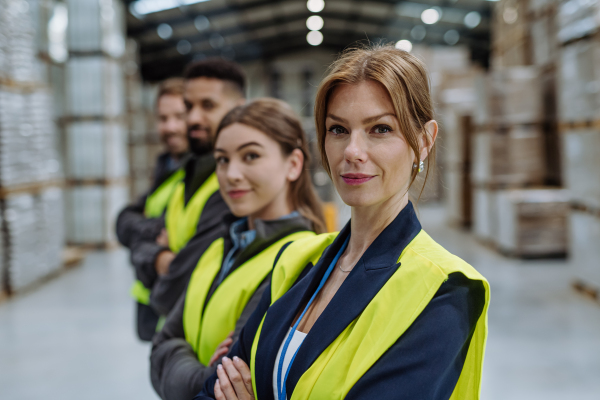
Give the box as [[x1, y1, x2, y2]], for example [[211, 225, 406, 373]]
[[471, 126, 546, 186], [65, 121, 129, 180], [570, 211, 600, 287], [65, 183, 128, 245], [560, 128, 600, 208], [4, 187, 64, 291], [0, 0, 40, 82], [66, 0, 125, 58], [495, 189, 569, 257], [557, 0, 600, 43], [473, 187, 496, 242], [66, 56, 125, 117], [558, 37, 600, 122], [0, 87, 62, 187]]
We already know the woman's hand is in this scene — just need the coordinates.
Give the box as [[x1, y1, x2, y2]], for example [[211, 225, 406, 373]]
[[209, 332, 234, 366], [214, 356, 255, 400]]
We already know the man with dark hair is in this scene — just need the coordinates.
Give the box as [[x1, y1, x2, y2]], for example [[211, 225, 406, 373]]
[[121, 59, 246, 342], [116, 78, 191, 341]]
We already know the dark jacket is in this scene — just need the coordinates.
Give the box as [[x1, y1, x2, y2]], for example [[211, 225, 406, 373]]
[[117, 153, 228, 341], [194, 203, 486, 400], [151, 214, 314, 400]]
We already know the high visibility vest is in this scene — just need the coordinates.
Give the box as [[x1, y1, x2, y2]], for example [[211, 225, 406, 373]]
[[144, 168, 186, 218], [130, 168, 185, 305], [165, 172, 219, 254], [250, 230, 490, 400], [184, 230, 315, 366]]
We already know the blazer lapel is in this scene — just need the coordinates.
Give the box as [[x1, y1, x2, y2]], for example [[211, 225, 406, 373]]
[[286, 202, 422, 394], [253, 225, 350, 400]]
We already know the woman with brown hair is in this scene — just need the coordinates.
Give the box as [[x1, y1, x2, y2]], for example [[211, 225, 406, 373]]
[[150, 98, 326, 400], [194, 44, 489, 400]]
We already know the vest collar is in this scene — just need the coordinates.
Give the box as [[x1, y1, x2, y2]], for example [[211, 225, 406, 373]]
[[255, 202, 422, 399]]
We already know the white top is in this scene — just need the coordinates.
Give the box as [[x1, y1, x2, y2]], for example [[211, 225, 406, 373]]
[[273, 328, 308, 400]]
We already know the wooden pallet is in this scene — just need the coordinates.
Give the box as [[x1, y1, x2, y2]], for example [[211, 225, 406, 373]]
[[0, 180, 64, 199], [572, 280, 600, 304]]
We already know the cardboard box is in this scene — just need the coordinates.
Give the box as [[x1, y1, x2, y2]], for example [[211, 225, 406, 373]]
[[560, 129, 600, 209], [495, 189, 569, 257]]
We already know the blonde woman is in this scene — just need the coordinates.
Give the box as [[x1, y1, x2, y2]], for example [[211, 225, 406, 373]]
[[194, 45, 490, 400]]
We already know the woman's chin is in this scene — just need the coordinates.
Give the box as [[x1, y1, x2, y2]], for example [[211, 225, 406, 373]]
[[338, 192, 379, 208]]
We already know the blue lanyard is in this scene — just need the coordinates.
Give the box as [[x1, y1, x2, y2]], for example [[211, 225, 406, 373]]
[[276, 236, 350, 400]]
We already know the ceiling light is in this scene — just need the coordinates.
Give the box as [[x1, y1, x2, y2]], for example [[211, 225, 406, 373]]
[[443, 30, 460, 45], [307, 30, 323, 46], [157, 23, 173, 39], [177, 40, 192, 54], [130, 0, 211, 16], [306, 15, 324, 31], [503, 7, 518, 24], [410, 25, 426, 41], [194, 15, 210, 31], [307, 0, 325, 13], [464, 11, 481, 29], [395, 40, 412, 52], [421, 8, 440, 25], [209, 33, 225, 49]]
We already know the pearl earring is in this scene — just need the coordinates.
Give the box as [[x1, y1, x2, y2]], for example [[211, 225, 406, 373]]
[[412, 161, 424, 173]]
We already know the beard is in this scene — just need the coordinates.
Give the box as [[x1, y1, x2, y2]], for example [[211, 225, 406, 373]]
[[187, 125, 213, 156]]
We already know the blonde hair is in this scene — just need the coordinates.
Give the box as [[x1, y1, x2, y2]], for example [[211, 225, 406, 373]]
[[216, 98, 327, 234], [314, 43, 436, 199]]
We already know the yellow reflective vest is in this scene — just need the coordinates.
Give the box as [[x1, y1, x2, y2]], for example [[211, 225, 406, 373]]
[[184, 231, 315, 366], [250, 230, 490, 400], [165, 173, 220, 254], [130, 168, 185, 305]]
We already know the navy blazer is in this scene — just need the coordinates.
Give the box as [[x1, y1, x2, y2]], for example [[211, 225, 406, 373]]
[[195, 202, 485, 400]]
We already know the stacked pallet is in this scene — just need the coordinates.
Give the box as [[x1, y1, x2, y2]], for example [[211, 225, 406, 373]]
[[0, 0, 66, 294], [413, 46, 476, 208], [556, 0, 600, 285], [123, 39, 164, 200], [64, 0, 129, 246]]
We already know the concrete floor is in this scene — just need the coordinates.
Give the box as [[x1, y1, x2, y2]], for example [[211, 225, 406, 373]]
[[0, 204, 599, 399]]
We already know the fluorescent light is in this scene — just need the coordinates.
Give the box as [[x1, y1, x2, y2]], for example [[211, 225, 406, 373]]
[[307, 0, 325, 13], [177, 40, 192, 54], [306, 15, 324, 31], [194, 15, 210, 31], [421, 8, 440, 24], [464, 11, 481, 29], [130, 0, 211, 16], [443, 30, 460, 45], [157, 23, 173, 39], [395, 40, 412, 52], [307, 30, 323, 46]]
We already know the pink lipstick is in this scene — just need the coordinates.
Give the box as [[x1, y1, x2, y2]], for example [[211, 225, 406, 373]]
[[341, 173, 375, 186]]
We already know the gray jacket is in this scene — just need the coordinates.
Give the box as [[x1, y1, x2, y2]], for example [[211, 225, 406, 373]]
[[150, 215, 314, 400]]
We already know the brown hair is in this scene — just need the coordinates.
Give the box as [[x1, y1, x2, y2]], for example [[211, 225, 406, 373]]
[[314, 43, 436, 200], [156, 78, 185, 108], [216, 98, 327, 234]]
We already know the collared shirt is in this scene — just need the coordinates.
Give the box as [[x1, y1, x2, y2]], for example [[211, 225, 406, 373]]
[[216, 211, 301, 285]]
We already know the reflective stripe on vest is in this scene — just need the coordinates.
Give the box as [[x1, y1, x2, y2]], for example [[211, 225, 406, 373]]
[[165, 172, 219, 253], [184, 231, 315, 366], [144, 168, 185, 218], [130, 279, 151, 305], [251, 230, 490, 400]]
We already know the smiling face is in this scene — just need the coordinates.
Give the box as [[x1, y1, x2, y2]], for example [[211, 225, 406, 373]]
[[214, 123, 303, 221], [325, 80, 417, 209], [184, 77, 243, 155], [156, 94, 188, 157]]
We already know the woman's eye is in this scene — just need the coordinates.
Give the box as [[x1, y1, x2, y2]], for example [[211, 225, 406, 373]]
[[244, 153, 259, 162], [373, 125, 392, 134], [215, 156, 228, 165], [327, 125, 347, 135]]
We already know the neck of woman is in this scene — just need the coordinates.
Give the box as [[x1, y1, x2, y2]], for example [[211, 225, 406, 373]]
[[347, 193, 409, 259]]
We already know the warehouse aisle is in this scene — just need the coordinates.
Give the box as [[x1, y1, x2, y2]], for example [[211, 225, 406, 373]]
[[1, 204, 599, 399], [0, 249, 159, 400]]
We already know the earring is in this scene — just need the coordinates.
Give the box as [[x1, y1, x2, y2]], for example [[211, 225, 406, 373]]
[[412, 161, 425, 173]]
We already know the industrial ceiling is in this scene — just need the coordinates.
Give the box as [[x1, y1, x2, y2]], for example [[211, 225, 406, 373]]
[[123, 0, 492, 81]]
